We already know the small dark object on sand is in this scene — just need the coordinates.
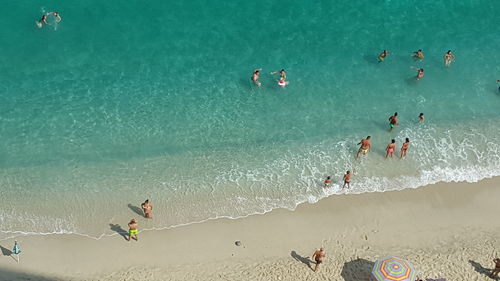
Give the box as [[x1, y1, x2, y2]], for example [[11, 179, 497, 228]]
[[235, 241, 241, 246]]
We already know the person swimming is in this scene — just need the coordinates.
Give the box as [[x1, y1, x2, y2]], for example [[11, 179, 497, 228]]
[[413, 49, 424, 60], [52, 12, 61, 22], [251, 69, 262, 87], [37, 14, 48, 28], [411, 67, 424, 79], [278, 77, 289, 88], [418, 113, 425, 123], [270, 69, 286, 80], [444, 50, 455, 67], [378, 50, 389, 62]]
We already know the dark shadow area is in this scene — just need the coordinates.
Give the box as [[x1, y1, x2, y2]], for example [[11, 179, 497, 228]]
[[340, 258, 374, 281], [405, 76, 418, 86], [363, 54, 379, 65], [0, 245, 12, 256], [291, 250, 312, 270], [0, 267, 63, 281], [109, 223, 128, 240], [128, 203, 144, 217], [469, 260, 491, 277]]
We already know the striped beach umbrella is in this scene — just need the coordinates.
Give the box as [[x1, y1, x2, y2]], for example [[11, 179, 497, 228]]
[[371, 256, 417, 281]]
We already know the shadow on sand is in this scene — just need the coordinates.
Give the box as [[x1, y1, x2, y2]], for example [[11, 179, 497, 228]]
[[128, 203, 144, 217], [109, 223, 128, 240], [0, 245, 12, 256], [291, 250, 312, 271], [340, 258, 374, 281], [0, 268, 62, 281], [468, 260, 491, 277]]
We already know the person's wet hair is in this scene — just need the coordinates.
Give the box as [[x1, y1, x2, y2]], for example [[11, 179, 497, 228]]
[[420, 68, 424, 72], [367, 136, 371, 139], [346, 171, 350, 174], [406, 138, 410, 142], [447, 50, 451, 53], [391, 139, 395, 143], [394, 112, 398, 116], [419, 113, 423, 116], [326, 176, 330, 179]]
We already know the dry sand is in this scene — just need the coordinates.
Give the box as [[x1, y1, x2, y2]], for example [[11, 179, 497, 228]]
[[0, 178, 499, 281]]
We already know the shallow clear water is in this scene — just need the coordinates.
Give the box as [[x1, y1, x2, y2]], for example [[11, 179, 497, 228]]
[[1, 0, 500, 239]]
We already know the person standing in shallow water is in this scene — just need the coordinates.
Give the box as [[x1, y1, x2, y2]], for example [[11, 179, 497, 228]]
[[342, 171, 352, 189], [311, 247, 326, 272], [400, 138, 410, 158], [418, 113, 425, 123], [386, 139, 396, 158], [323, 176, 332, 188], [141, 199, 153, 218], [357, 136, 371, 158], [389, 112, 399, 131]]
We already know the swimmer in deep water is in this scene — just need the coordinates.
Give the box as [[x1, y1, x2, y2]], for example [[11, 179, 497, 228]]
[[497, 80, 500, 92], [270, 69, 286, 80], [413, 49, 424, 60], [378, 50, 389, 62], [52, 12, 61, 22], [411, 67, 424, 80], [444, 50, 455, 67], [251, 68, 262, 87], [277, 77, 289, 88], [37, 14, 48, 27]]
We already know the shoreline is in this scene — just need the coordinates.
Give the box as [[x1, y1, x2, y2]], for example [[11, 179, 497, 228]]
[[0, 177, 499, 280]]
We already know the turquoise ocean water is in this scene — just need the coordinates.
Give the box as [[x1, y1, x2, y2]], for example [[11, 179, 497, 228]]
[[1, 0, 500, 239]]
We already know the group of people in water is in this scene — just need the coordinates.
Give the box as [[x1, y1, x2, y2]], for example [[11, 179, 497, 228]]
[[252, 68, 289, 88], [324, 112, 425, 189], [36, 11, 61, 28], [377, 49, 456, 79]]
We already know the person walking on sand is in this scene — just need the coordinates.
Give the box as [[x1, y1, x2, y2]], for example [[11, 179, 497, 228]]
[[357, 136, 371, 158], [141, 199, 153, 218], [386, 139, 396, 158], [311, 247, 326, 272], [444, 50, 455, 67], [418, 113, 425, 123], [127, 219, 138, 241], [491, 258, 500, 278], [378, 50, 389, 62], [400, 138, 410, 158], [411, 67, 424, 80], [342, 171, 352, 189], [251, 68, 262, 87], [389, 112, 399, 131], [324, 176, 332, 188]]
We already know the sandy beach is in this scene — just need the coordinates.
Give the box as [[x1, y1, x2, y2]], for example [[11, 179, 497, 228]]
[[0, 178, 499, 281]]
